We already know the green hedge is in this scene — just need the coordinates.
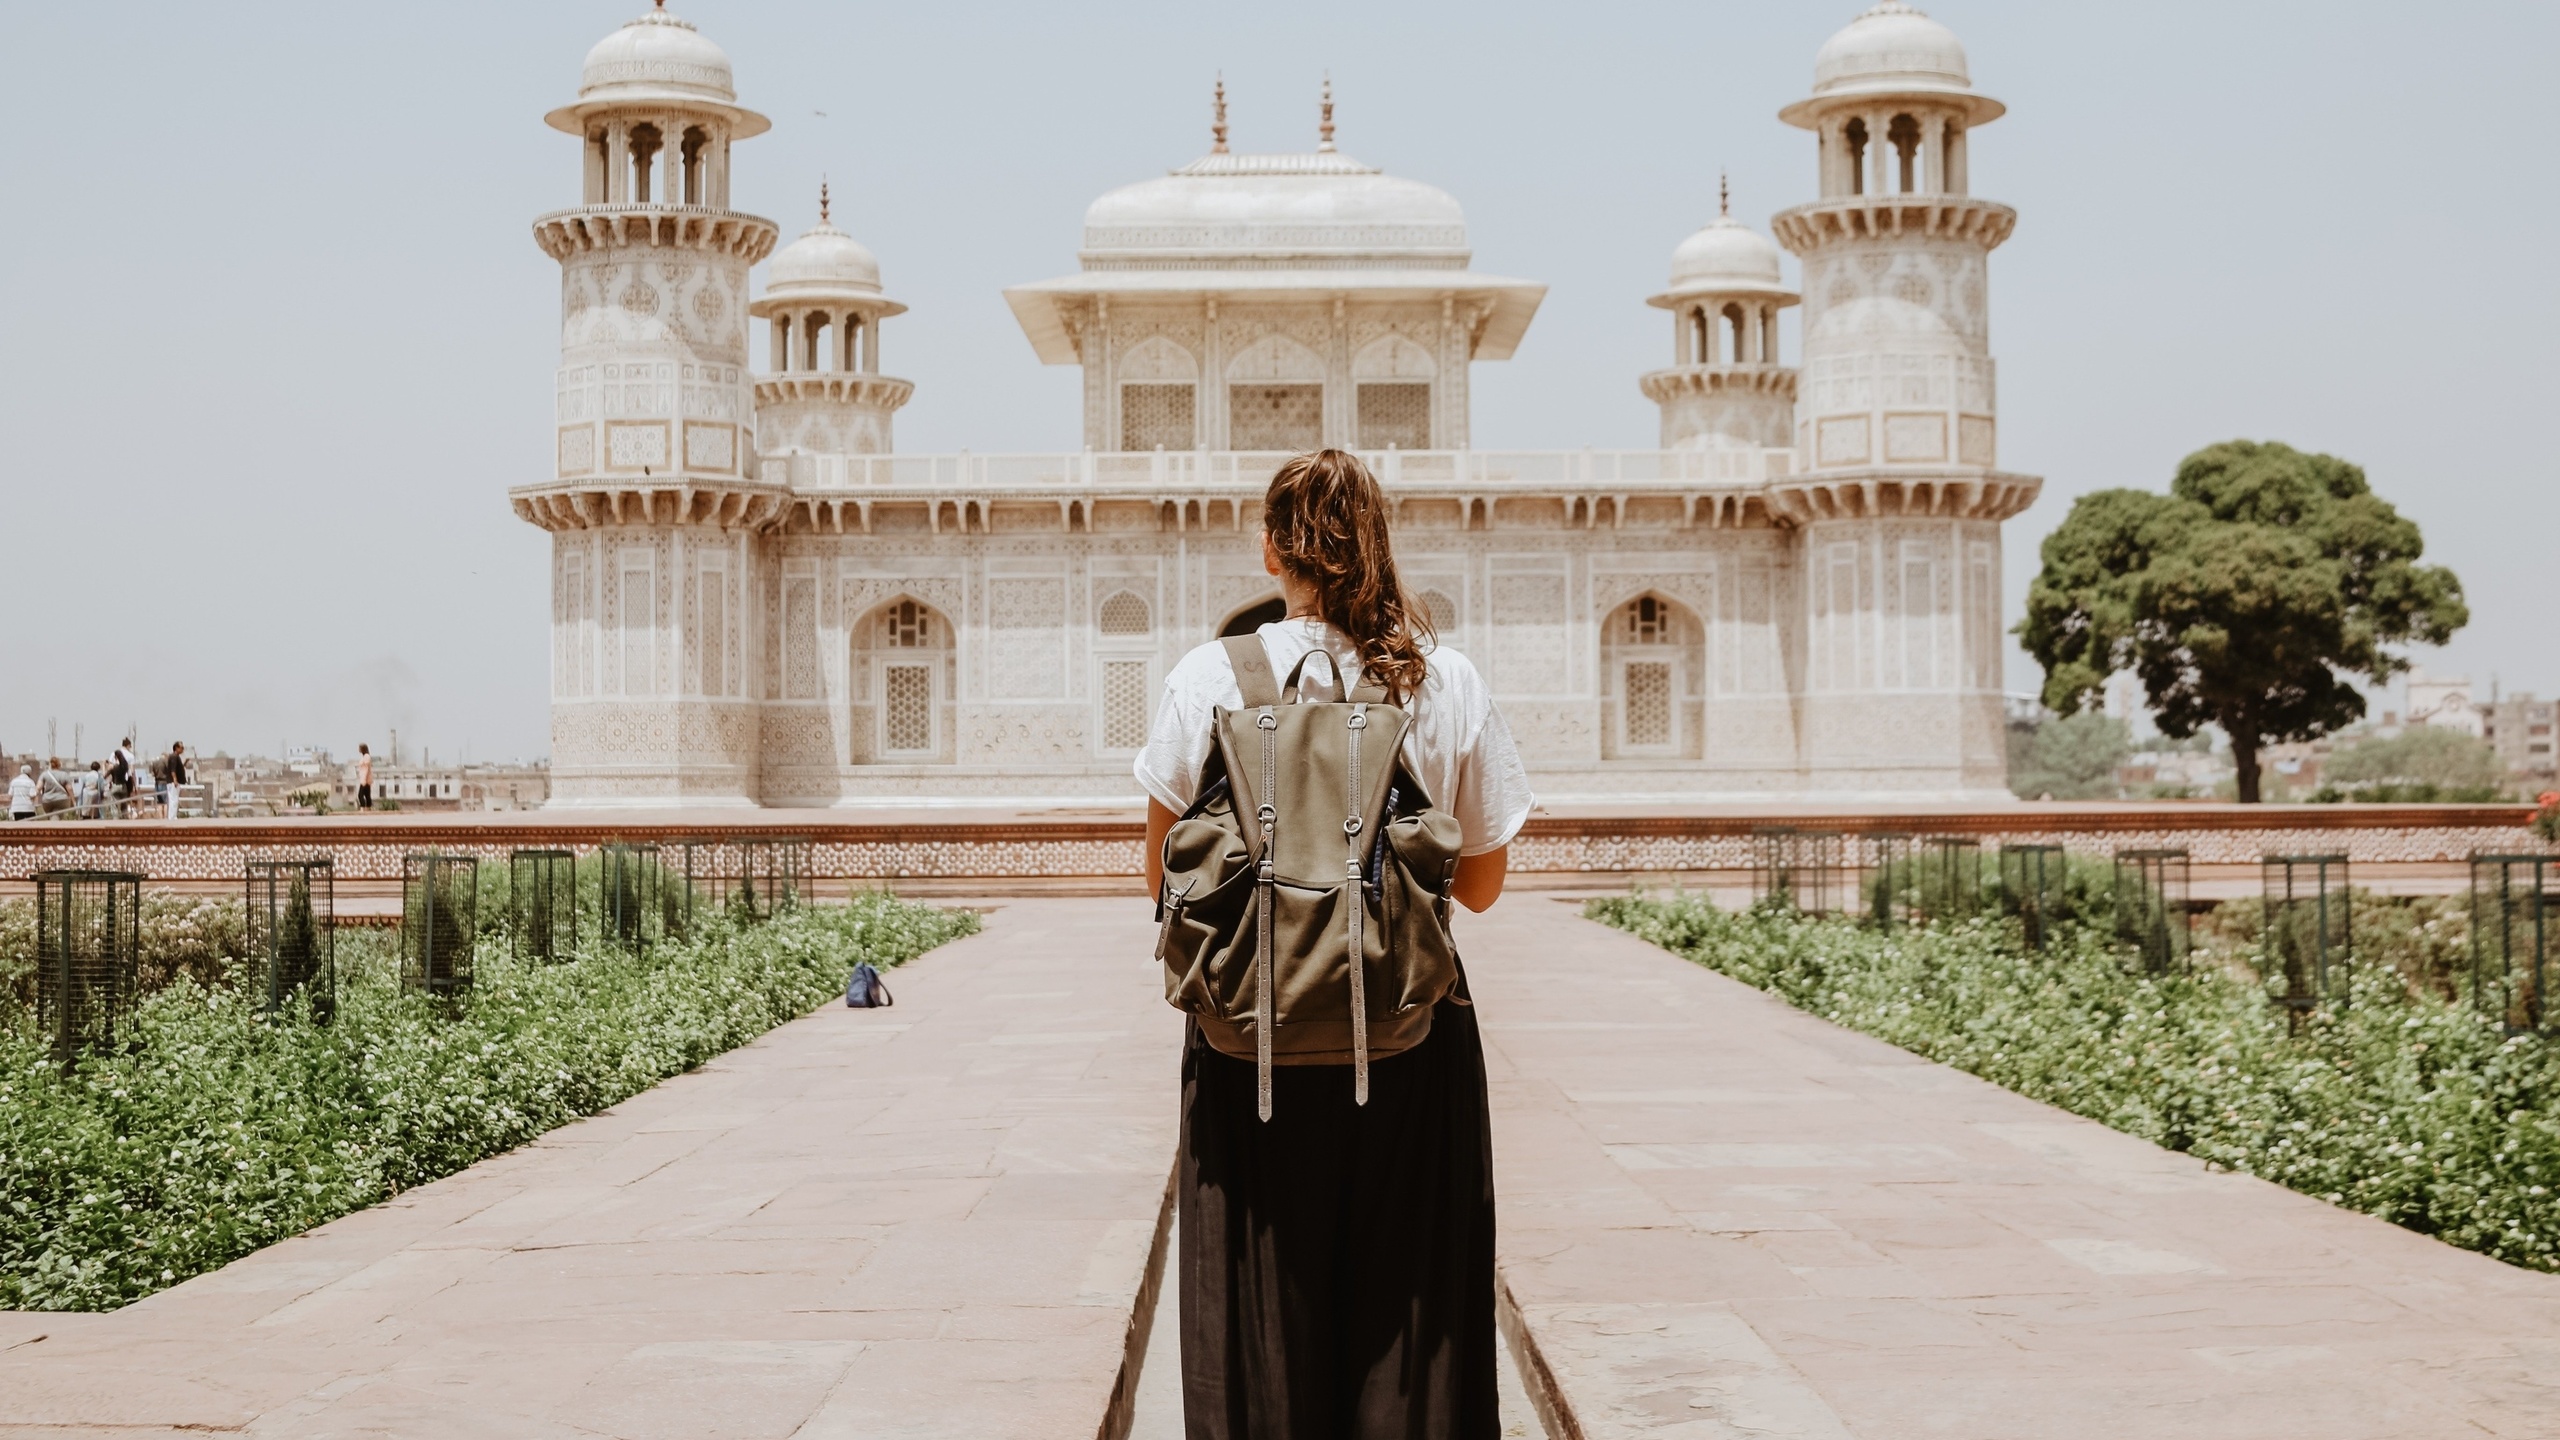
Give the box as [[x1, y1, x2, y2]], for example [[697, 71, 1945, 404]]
[[1588, 895, 2560, 1273], [0, 894, 977, 1311]]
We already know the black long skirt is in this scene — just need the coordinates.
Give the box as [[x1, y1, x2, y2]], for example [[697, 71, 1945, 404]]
[[1177, 996, 1499, 1440]]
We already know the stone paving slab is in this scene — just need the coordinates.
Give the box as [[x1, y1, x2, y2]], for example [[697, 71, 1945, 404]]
[[1466, 898, 2560, 1439], [0, 899, 1182, 1440]]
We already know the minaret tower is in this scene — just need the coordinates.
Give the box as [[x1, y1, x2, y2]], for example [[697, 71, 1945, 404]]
[[749, 184, 914, 476], [1768, 2, 2040, 797], [513, 4, 781, 807], [1639, 175, 1800, 451]]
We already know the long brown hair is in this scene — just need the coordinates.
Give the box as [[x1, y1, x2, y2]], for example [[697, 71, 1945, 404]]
[[1262, 449, 1433, 704]]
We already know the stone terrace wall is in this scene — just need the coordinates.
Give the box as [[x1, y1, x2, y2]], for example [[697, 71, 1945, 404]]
[[0, 805, 2546, 891]]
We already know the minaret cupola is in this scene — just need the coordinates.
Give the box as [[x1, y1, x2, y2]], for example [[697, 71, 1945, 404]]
[[1640, 177, 1800, 451], [751, 186, 914, 464]]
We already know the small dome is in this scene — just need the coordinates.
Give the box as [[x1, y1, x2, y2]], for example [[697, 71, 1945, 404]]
[[1782, 2, 2004, 126], [579, 7, 735, 104], [1814, 3, 1968, 95], [1082, 151, 1469, 266], [767, 221, 882, 295], [1670, 217, 1784, 292]]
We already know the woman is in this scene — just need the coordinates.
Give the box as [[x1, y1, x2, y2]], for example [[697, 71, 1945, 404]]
[[1136, 449, 1533, 1439]]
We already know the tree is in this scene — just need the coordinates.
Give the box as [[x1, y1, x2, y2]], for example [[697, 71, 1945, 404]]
[[2323, 726, 2507, 797], [2008, 711, 2132, 800], [2018, 440, 2466, 802]]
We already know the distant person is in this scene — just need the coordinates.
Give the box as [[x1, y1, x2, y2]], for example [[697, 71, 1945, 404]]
[[357, 743, 374, 811], [77, 762, 104, 819], [8, 765, 34, 821], [36, 759, 70, 817], [107, 739, 135, 819], [163, 741, 189, 818]]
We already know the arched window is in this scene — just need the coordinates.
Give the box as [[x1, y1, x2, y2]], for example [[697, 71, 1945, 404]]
[[1844, 118, 1869, 196], [628, 124, 663, 203], [1690, 308, 1711, 365], [1625, 594, 1669, 644], [680, 126, 708, 205], [882, 599, 933, 647], [803, 312, 831, 374], [1415, 588, 1459, 635], [1889, 114, 1922, 193], [1722, 304, 1749, 364], [1097, 590, 1152, 636]]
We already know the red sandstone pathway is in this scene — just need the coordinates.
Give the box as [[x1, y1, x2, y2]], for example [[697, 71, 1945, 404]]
[[0, 899, 1184, 1439], [6, 896, 2560, 1437], [1468, 898, 2560, 1439]]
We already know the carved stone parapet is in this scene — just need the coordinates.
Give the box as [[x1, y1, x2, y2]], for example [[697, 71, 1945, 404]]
[[510, 479, 790, 532], [1763, 468, 2041, 524], [532, 205, 780, 262], [1769, 196, 2016, 255], [1637, 365, 1800, 405], [752, 374, 916, 410]]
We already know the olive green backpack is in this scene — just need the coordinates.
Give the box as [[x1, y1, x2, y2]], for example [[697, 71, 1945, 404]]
[[1156, 635, 1466, 1119]]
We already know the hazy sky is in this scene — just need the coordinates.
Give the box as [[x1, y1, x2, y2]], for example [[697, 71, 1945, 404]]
[[2, 2, 2550, 764]]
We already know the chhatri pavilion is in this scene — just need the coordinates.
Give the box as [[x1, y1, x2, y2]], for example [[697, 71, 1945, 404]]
[[512, 2, 2039, 808]]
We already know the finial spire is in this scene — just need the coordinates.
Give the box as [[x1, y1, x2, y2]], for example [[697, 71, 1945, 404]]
[[1318, 73, 1335, 152], [819, 177, 831, 225], [1719, 170, 1730, 218], [1212, 74, 1228, 154]]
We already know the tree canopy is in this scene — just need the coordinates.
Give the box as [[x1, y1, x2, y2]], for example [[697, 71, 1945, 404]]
[[2008, 711, 2132, 800], [2017, 440, 2466, 802], [2323, 726, 2507, 797]]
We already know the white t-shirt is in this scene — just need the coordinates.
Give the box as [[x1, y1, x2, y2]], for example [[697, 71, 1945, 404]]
[[8, 774, 34, 813], [1133, 618, 1534, 856]]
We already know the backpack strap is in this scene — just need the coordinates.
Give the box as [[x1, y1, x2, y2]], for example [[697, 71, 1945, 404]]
[[1223, 634, 1282, 709], [1278, 647, 1392, 706]]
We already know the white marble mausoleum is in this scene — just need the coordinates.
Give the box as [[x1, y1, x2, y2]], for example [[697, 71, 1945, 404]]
[[512, 2, 2040, 808]]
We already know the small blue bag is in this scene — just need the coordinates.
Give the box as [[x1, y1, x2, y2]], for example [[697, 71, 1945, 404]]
[[845, 961, 894, 1008]]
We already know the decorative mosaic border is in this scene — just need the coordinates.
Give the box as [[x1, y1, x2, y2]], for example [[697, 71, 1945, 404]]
[[0, 807, 2545, 885]]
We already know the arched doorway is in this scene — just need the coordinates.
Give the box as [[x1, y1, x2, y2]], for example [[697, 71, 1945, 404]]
[[850, 596, 954, 763], [1219, 596, 1286, 637], [1600, 592, 1703, 760]]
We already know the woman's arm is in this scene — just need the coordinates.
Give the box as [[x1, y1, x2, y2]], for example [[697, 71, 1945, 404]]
[[1143, 798, 1176, 897], [1452, 845, 1508, 912]]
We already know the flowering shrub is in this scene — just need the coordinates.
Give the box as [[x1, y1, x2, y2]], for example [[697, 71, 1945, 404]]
[[1589, 894, 2560, 1273], [0, 894, 246, 1012], [2535, 791, 2559, 843], [0, 893, 976, 1311]]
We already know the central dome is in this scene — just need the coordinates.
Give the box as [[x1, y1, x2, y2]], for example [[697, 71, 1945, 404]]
[[1080, 151, 1470, 269]]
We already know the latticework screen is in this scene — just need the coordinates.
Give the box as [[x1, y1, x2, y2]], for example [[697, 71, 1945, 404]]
[[1228, 384, 1322, 451], [1097, 590, 1152, 637], [1101, 659, 1152, 751], [1120, 383, 1196, 451], [883, 663, 934, 753], [1623, 662, 1672, 748], [1357, 383, 1431, 450]]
